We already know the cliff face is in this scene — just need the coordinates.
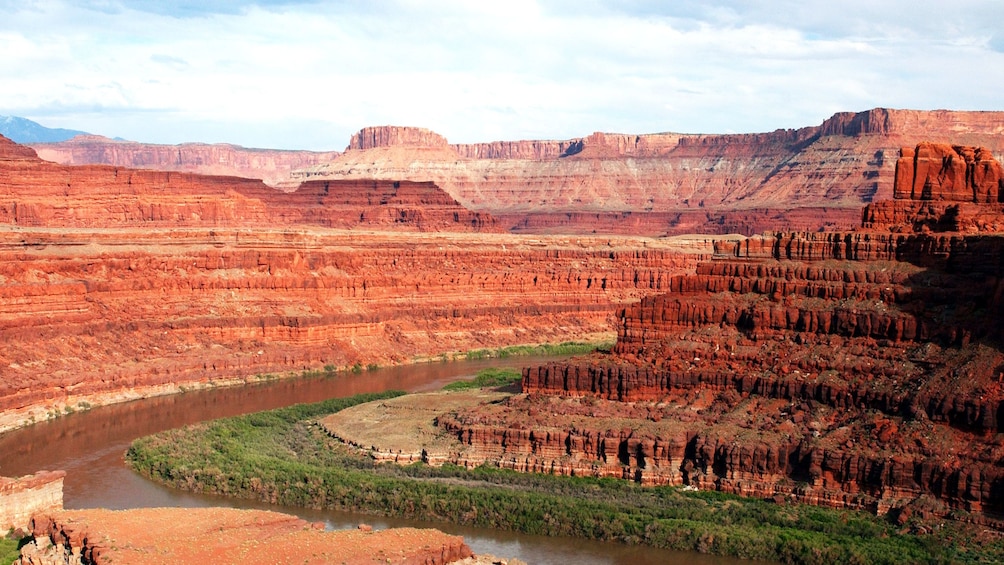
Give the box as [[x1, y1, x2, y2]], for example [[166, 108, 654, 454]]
[[1, 138, 496, 232], [295, 109, 1004, 235], [30, 135, 341, 187], [0, 226, 701, 433], [33, 109, 1004, 235], [444, 144, 1004, 522], [864, 143, 1004, 232], [0, 471, 64, 532], [0, 133, 708, 432]]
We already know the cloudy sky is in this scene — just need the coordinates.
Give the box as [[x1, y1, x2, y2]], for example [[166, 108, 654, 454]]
[[1, 0, 1002, 150]]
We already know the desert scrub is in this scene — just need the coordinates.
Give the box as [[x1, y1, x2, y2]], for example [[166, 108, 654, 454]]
[[0, 534, 23, 565], [464, 340, 612, 360], [126, 392, 1004, 565], [442, 367, 522, 391]]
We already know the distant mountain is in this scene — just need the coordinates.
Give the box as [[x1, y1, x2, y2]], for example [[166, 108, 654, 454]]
[[0, 115, 90, 143]]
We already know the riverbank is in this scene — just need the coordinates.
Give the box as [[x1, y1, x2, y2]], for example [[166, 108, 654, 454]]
[[125, 389, 1004, 564], [0, 223, 700, 440], [0, 340, 607, 436]]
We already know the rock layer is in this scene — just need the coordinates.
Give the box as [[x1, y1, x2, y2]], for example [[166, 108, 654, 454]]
[[0, 132, 706, 433], [32, 109, 1004, 235], [443, 144, 1004, 523], [0, 471, 64, 532], [295, 109, 1004, 234], [31, 135, 341, 187], [2, 139, 495, 232]]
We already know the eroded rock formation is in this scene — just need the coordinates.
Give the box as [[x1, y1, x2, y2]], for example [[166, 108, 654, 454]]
[[18, 508, 472, 564], [0, 471, 64, 532], [864, 142, 1004, 232], [440, 144, 1004, 523]]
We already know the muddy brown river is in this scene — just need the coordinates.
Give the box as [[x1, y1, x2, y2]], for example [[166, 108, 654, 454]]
[[0, 357, 749, 564]]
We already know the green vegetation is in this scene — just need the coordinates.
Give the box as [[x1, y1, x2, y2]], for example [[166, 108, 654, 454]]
[[464, 340, 612, 360], [442, 367, 522, 391], [126, 392, 1004, 565], [0, 534, 23, 565]]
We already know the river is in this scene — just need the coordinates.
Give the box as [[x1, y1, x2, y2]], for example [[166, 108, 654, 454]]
[[0, 357, 747, 565]]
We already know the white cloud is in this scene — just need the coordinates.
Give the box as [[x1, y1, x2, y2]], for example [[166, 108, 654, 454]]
[[0, 0, 1001, 149]]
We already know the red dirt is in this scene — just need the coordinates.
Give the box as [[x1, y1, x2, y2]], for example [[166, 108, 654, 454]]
[[21, 508, 471, 565]]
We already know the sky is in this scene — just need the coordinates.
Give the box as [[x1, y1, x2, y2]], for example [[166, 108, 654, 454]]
[[1, 0, 1003, 150]]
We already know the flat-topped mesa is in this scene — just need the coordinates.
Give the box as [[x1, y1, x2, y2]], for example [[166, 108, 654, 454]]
[[863, 142, 1004, 232], [822, 108, 1004, 138], [347, 126, 450, 150]]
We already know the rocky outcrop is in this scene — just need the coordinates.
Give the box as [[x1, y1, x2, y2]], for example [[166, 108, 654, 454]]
[[18, 508, 472, 564], [442, 145, 1004, 522], [0, 471, 64, 532], [1, 135, 40, 160], [892, 142, 1004, 202], [864, 143, 1004, 232], [503, 207, 862, 237], [31, 135, 341, 187]]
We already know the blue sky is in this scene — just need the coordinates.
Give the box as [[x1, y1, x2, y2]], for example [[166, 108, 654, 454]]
[[1, 0, 1002, 150]]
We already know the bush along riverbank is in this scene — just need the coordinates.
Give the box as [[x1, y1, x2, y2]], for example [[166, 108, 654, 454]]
[[126, 390, 1004, 565]]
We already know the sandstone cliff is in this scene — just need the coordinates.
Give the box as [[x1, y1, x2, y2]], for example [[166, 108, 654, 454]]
[[295, 109, 1004, 235], [442, 144, 1004, 523], [864, 142, 1004, 232], [31, 110, 1004, 236], [2, 137, 495, 232], [0, 471, 64, 532], [30, 135, 341, 187], [0, 134, 709, 432]]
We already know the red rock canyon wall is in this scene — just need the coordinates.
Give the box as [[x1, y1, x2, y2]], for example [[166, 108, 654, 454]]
[[443, 144, 1004, 523]]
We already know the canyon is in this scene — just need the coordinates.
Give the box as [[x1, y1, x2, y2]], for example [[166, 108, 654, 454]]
[[0, 133, 705, 433], [430, 142, 1004, 525], [5, 110, 1004, 561], [36, 108, 1004, 236]]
